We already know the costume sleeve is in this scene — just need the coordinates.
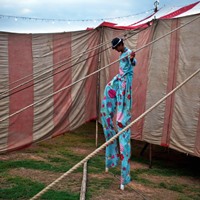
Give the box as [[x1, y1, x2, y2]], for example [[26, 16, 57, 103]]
[[127, 49, 137, 66], [131, 58, 137, 66]]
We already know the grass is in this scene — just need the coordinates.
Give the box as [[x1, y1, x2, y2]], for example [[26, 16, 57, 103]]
[[88, 155, 105, 174], [0, 177, 44, 199], [86, 177, 113, 199], [0, 160, 63, 173], [159, 182, 185, 193], [0, 157, 83, 173], [129, 161, 200, 197], [41, 190, 79, 200], [0, 176, 80, 200], [0, 121, 200, 200]]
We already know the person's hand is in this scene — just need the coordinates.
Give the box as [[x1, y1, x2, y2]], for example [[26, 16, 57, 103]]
[[130, 51, 136, 59]]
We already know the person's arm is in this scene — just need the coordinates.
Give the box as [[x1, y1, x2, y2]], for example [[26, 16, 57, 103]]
[[130, 51, 137, 66]]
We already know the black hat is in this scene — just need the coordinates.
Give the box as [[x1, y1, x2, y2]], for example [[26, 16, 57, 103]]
[[111, 37, 123, 49]]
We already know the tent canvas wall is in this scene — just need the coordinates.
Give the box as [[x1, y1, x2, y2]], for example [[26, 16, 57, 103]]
[[98, 15, 200, 157], [0, 30, 100, 151], [0, 14, 200, 156]]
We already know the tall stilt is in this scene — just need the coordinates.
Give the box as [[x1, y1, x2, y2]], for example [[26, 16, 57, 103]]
[[95, 26, 104, 147]]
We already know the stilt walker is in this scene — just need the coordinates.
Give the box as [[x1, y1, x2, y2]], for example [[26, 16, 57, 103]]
[[100, 37, 137, 190]]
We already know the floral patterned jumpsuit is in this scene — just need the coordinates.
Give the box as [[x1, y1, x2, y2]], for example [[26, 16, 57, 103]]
[[101, 47, 136, 185]]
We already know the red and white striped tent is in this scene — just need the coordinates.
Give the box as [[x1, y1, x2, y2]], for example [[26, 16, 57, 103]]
[[0, 1, 200, 156]]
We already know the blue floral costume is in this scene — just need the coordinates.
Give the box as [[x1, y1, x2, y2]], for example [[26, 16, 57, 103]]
[[101, 47, 136, 185]]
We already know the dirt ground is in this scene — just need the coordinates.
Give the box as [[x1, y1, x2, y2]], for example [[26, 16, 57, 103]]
[[2, 151, 199, 200], [1, 122, 200, 200]]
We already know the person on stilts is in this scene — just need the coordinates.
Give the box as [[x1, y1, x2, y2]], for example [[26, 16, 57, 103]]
[[100, 37, 137, 190]]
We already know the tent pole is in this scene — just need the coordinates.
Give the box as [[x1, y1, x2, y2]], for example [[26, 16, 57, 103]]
[[140, 142, 149, 156], [95, 120, 98, 147], [149, 144, 152, 168], [95, 26, 104, 147]]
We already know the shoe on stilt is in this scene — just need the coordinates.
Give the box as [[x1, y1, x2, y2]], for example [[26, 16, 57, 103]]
[[105, 167, 109, 173], [120, 184, 124, 190]]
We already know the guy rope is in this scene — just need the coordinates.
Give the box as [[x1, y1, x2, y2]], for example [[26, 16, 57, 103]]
[[30, 66, 200, 200]]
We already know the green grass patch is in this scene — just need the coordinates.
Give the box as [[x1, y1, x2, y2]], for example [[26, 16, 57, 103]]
[[177, 196, 194, 200], [87, 177, 113, 199], [178, 193, 200, 200], [0, 177, 44, 199], [41, 189, 79, 200], [0, 147, 87, 174], [47, 156, 69, 163], [159, 182, 185, 193], [131, 167, 200, 198], [0, 159, 73, 173], [88, 155, 105, 174], [0, 176, 79, 200], [130, 170, 154, 186], [144, 167, 181, 177], [58, 149, 84, 160]]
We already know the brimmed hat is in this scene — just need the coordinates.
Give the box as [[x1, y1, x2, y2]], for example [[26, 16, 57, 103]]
[[111, 37, 123, 49]]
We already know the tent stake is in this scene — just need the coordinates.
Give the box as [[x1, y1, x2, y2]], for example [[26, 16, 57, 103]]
[[80, 162, 88, 200]]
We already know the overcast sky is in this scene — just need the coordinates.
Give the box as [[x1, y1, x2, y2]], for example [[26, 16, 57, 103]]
[[0, 0, 198, 33]]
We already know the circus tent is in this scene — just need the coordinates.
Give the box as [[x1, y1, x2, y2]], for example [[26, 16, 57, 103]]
[[0, 1, 200, 155]]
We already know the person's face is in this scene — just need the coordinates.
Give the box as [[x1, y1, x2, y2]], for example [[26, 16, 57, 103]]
[[114, 43, 123, 52], [114, 45, 121, 52]]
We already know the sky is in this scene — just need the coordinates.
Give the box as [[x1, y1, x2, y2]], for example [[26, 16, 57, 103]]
[[0, 0, 199, 33]]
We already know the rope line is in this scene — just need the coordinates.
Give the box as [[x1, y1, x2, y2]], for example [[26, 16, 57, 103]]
[[1, 14, 199, 123], [0, 26, 147, 99], [5, 24, 146, 88], [0, 26, 148, 100], [0, 31, 104, 95], [7, 30, 106, 86], [29, 67, 200, 200], [0, 9, 154, 22]]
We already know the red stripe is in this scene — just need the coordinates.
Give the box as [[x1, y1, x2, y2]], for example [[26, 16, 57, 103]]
[[131, 28, 153, 140], [99, 21, 117, 28], [194, 109, 200, 157], [52, 33, 72, 137], [85, 31, 100, 121], [8, 34, 33, 150], [160, 1, 199, 19], [161, 19, 180, 146], [130, 11, 156, 26]]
